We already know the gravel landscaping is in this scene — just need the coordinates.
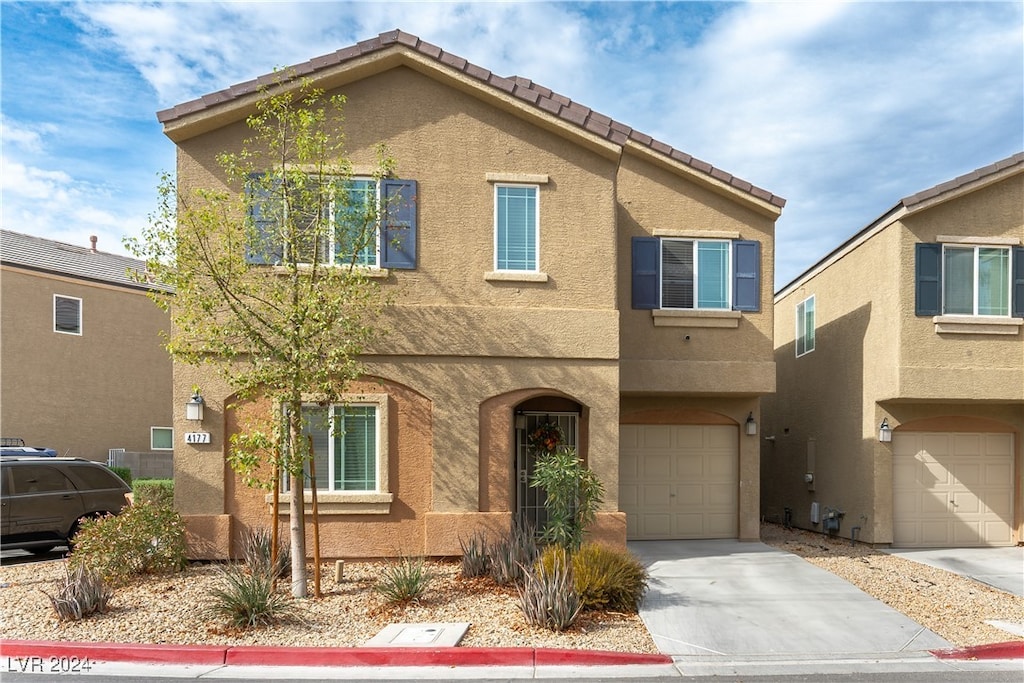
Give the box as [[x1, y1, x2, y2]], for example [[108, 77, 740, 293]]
[[2, 524, 1021, 651]]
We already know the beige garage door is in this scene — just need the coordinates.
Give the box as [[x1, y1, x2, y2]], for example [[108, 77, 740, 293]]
[[619, 424, 738, 540], [893, 432, 1014, 547]]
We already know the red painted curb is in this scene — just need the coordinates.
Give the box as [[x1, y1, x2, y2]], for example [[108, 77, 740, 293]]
[[1, 640, 671, 668], [225, 646, 538, 667], [931, 641, 1024, 660], [0, 640, 227, 665]]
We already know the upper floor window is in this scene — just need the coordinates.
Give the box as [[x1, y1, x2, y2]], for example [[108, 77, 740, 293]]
[[247, 174, 417, 270], [494, 184, 538, 272], [796, 295, 815, 357], [943, 245, 1009, 316], [631, 237, 760, 312], [916, 242, 1023, 318], [54, 295, 82, 335]]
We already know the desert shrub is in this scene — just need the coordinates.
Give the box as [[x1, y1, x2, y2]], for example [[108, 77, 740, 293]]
[[571, 543, 648, 612], [376, 556, 434, 603], [68, 499, 188, 586], [132, 479, 173, 508], [459, 529, 490, 578], [208, 562, 294, 629], [529, 447, 604, 551], [518, 558, 582, 632], [241, 527, 290, 579], [488, 521, 538, 586], [109, 466, 132, 486], [41, 564, 113, 622]]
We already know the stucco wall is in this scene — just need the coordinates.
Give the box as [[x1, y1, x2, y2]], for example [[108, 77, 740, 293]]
[[0, 267, 172, 461]]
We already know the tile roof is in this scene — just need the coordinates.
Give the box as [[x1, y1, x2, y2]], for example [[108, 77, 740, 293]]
[[0, 230, 165, 292], [901, 151, 1024, 209], [157, 29, 785, 210]]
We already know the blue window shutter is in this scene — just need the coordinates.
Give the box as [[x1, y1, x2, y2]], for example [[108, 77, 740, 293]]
[[1012, 246, 1024, 318], [915, 243, 942, 316], [246, 173, 283, 265], [381, 179, 417, 269], [732, 240, 760, 312], [632, 237, 660, 310]]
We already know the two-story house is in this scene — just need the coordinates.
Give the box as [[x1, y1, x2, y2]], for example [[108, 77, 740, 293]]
[[0, 230, 173, 469], [157, 30, 784, 559], [765, 153, 1023, 547]]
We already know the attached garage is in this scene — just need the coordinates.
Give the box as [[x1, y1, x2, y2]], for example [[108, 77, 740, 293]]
[[619, 424, 739, 540], [893, 432, 1015, 547]]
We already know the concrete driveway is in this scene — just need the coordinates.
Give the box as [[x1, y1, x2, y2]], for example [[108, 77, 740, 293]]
[[882, 546, 1024, 597], [629, 539, 951, 658]]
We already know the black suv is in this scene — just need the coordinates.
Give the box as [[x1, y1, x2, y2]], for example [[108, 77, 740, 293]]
[[0, 457, 131, 554]]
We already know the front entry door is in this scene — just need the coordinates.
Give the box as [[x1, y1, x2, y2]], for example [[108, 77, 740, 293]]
[[516, 412, 579, 533]]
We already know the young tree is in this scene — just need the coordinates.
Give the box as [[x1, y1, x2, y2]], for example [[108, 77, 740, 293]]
[[127, 77, 410, 597]]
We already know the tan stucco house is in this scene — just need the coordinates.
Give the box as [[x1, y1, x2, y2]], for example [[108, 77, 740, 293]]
[[764, 153, 1023, 548], [158, 30, 785, 559], [0, 230, 173, 464]]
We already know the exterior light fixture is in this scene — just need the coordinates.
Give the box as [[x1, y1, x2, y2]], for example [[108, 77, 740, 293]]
[[186, 392, 205, 422], [878, 418, 892, 443], [745, 412, 757, 436]]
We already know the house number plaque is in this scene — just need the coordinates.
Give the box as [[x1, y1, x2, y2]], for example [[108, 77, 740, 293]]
[[184, 432, 211, 444]]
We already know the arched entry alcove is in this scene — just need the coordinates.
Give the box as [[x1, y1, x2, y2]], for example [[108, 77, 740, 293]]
[[513, 395, 585, 532]]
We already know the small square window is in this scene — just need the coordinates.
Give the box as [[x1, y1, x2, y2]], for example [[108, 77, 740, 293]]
[[54, 295, 82, 335], [151, 427, 174, 450]]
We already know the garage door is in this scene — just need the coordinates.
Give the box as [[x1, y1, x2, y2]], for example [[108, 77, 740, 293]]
[[893, 432, 1014, 547], [619, 424, 738, 540]]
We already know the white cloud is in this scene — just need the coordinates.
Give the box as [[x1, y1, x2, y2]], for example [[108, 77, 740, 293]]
[[1, 116, 58, 154]]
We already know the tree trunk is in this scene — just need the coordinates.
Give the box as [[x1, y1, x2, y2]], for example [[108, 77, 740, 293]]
[[289, 471, 307, 597]]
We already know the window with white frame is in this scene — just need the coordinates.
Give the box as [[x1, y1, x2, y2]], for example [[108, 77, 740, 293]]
[[151, 427, 174, 451], [796, 295, 815, 357], [54, 295, 82, 335], [286, 403, 380, 492], [494, 184, 539, 272], [631, 236, 760, 312], [943, 245, 1010, 316], [661, 238, 731, 309], [247, 175, 417, 270]]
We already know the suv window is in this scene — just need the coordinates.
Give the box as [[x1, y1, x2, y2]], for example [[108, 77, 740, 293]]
[[11, 465, 73, 493], [68, 464, 126, 489]]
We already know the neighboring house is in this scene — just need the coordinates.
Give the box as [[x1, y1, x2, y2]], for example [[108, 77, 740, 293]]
[[765, 153, 1023, 548], [0, 230, 173, 466], [157, 30, 785, 559]]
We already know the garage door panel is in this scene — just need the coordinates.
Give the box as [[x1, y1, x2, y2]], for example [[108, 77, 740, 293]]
[[893, 431, 1014, 547], [620, 424, 738, 540]]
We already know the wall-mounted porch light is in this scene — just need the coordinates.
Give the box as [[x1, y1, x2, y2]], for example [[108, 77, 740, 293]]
[[878, 418, 892, 443], [745, 412, 757, 436], [186, 391, 205, 422]]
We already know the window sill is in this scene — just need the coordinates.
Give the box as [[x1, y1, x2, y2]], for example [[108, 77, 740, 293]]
[[933, 315, 1022, 335], [268, 265, 390, 278], [484, 271, 549, 283], [266, 491, 393, 515], [652, 309, 742, 328]]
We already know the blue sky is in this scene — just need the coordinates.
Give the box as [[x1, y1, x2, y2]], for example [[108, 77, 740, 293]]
[[2, 1, 1022, 288]]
